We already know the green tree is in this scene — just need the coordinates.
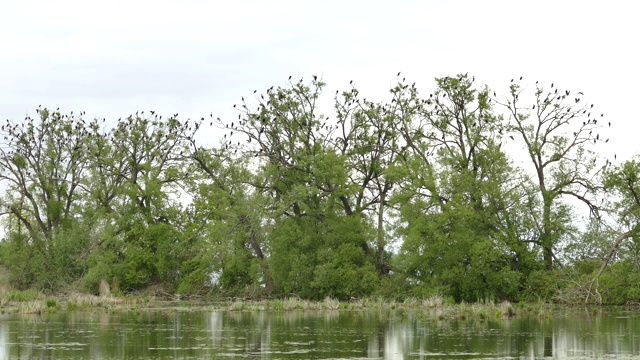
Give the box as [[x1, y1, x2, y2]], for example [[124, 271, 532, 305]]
[[582, 156, 640, 303], [496, 80, 605, 269], [83, 113, 198, 293], [332, 80, 407, 273], [218, 77, 379, 298], [0, 108, 99, 289], [186, 142, 272, 295], [395, 74, 533, 301]]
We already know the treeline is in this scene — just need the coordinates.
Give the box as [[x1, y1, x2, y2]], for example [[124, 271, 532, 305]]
[[0, 74, 638, 304]]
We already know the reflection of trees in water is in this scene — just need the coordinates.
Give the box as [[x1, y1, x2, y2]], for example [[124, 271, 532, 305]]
[[0, 321, 7, 359], [391, 312, 640, 358], [5, 309, 640, 358]]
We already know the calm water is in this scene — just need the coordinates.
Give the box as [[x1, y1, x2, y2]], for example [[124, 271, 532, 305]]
[[1, 307, 640, 359]]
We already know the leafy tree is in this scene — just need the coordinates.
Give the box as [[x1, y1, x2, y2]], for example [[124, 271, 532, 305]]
[[333, 81, 406, 272], [582, 157, 640, 303], [216, 77, 380, 298], [395, 74, 533, 301], [0, 108, 99, 289], [186, 143, 272, 294], [83, 113, 197, 292], [496, 80, 605, 269]]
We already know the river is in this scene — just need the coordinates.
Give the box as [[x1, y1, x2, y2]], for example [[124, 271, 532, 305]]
[[1, 307, 640, 359]]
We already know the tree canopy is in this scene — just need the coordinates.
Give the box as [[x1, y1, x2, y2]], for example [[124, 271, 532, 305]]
[[0, 74, 636, 304]]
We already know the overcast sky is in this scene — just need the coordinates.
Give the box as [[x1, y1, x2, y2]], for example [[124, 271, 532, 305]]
[[1, 0, 637, 163]]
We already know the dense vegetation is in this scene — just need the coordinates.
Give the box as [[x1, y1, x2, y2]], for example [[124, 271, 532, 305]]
[[1, 74, 638, 304]]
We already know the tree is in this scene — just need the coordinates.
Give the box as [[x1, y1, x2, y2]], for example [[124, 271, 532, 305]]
[[583, 156, 640, 303], [332, 81, 405, 272], [83, 113, 198, 292], [215, 77, 380, 298], [395, 74, 534, 301], [0, 108, 99, 288], [186, 142, 272, 294], [496, 80, 605, 269]]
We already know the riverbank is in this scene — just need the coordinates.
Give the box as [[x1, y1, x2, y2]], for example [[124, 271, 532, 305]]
[[0, 288, 568, 321]]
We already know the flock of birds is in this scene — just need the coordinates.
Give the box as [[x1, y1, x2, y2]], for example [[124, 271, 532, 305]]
[[210, 74, 616, 169], [0, 74, 617, 173]]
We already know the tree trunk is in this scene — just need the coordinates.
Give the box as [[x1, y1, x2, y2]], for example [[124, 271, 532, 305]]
[[542, 196, 554, 270], [584, 231, 633, 304], [377, 190, 385, 267]]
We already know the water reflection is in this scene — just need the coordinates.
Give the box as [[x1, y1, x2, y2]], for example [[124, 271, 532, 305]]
[[1, 308, 640, 359]]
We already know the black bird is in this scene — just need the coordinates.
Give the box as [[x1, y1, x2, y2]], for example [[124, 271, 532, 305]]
[[350, 80, 353, 84], [397, 72, 401, 77], [608, 122, 611, 127], [288, 75, 292, 80], [519, 76, 523, 80]]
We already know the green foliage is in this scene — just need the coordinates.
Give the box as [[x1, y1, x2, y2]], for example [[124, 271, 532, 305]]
[[604, 157, 640, 231], [521, 270, 560, 302], [0, 224, 91, 291], [46, 298, 57, 308], [0, 75, 631, 304], [501, 81, 603, 269], [1, 289, 41, 302], [597, 260, 640, 304], [269, 214, 378, 300]]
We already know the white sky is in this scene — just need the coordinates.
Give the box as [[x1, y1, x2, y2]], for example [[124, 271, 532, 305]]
[[1, 0, 637, 163]]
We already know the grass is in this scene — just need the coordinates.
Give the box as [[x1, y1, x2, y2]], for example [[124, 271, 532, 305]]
[[3, 289, 41, 302], [19, 300, 45, 314], [0, 290, 152, 314], [0, 287, 558, 319], [211, 296, 546, 321]]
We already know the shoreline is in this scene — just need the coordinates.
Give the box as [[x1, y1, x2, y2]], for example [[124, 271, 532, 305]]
[[0, 290, 622, 320]]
